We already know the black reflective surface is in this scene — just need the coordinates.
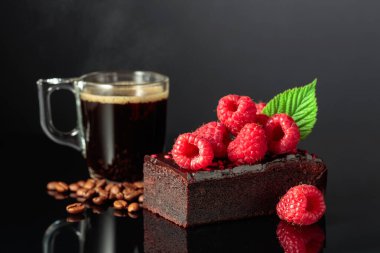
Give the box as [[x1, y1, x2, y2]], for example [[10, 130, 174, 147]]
[[0, 135, 379, 252]]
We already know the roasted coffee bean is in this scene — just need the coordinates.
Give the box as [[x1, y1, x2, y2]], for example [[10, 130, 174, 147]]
[[98, 189, 109, 198], [77, 180, 85, 187], [110, 185, 121, 195], [84, 180, 95, 190], [55, 182, 69, 193], [96, 179, 106, 188], [116, 192, 124, 200], [54, 193, 68, 200], [66, 203, 85, 214], [105, 183, 114, 192], [133, 181, 144, 189], [113, 200, 128, 210], [122, 182, 136, 190], [138, 194, 144, 203], [70, 193, 78, 199], [47, 181, 57, 191], [76, 188, 88, 197], [76, 197, 87, 203], [122, 188, 133, 195], [92, 196, 107, 205], [124, 190, 143, 201], [69, 183, 79, 192], [83, 189, 96, 199], [127, 202, 140, 213], [66, 214, 85, 223]]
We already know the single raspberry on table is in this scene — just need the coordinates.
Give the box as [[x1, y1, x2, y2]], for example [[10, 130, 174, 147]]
[[276, 184, 326, 226], [265, 113, 300, 154], [217, 94, 257, 135], [194, 121, 230, 158], [255, 102, 266, 114], [227, 123, 267, 165], [171, 133, 214, 170], [276, 221, 325, 253]]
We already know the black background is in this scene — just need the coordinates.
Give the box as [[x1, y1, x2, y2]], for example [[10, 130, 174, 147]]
[[1, 1, 379, 252]]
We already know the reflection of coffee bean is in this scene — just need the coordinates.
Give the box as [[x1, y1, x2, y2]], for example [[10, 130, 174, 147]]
[[66, 203, 85, 214], [66, 214, 85, 223], [128, 202, 140, 212], [113, 200, 127, 210], [55, 182, 69, 193], [113, 210, 128, 217]]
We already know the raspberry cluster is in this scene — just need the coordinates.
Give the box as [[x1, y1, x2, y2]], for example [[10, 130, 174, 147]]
[[171, 94, 301, 170]]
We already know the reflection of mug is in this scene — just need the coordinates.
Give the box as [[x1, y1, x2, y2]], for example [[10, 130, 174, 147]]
[[37, 71, 169, 181], [43, 209, 143, 253]]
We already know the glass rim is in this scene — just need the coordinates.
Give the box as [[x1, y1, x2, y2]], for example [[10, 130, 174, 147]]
[[79, 71, 169, 88]]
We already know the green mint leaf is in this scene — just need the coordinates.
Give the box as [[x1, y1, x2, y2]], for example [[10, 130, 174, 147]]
[[262, 79, 318, 140]]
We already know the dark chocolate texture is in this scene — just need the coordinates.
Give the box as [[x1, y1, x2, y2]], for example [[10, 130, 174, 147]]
[[143, 152, 327, 227]]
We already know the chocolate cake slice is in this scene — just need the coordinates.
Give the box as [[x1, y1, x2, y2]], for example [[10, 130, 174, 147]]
[[143, 151, 327, 227]]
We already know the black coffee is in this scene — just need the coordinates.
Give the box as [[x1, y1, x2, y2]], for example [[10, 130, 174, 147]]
[[80, 92, 167, 182]]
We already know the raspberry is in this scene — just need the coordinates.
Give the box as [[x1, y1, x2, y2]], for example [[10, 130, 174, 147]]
[[194, 121, 230, 158], [171, 133, 214, 170], [276, 184, 326, 225], [276, 221, 325, 253], [217, 94, 257, 135], [227, 123, 267, 165], [256, 114, 269, 126], [255, 102, 266, 114], [265, 113, 300, 154]]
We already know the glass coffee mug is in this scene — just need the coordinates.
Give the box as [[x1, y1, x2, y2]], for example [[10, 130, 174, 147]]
[[37, 71, 169, 181]]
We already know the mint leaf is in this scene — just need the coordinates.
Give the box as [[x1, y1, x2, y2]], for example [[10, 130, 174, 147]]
[[262, 79, 318, 140]]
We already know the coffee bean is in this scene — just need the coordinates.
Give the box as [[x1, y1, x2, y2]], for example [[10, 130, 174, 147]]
[[55, 182, 69, 193], [127, 202, 140, 213], [70, 193, 78, 199], [83, 189, 96, 199], [84, 180, 95, 190], [116, 192, 124, 200], [138, 194, 144, 203], [122, 188, 133, 195], [77, 180, 85, 187], [53, 193, 68, 200], [92, 196, 107, 205], [105, 183, 114, 192], [113, 200, 127, 210], [76, 197, 87, 202], [122, 182, 136, 190], [69, 183, 79, 192], [110, 185, 121, 195], [76, 188, 88, 197], [96, 179, 106, 188], [128, 212, 139, 219], [92, 205, 107, 214], [124, 190, 143, 201], [66, 203, 85, 214], [47, 181, 57, 191], [98, 189, 109, 198], [133, 181, 144, 189]]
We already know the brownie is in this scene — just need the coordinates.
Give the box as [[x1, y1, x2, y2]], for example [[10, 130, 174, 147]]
[[143, 151, 327, 227]]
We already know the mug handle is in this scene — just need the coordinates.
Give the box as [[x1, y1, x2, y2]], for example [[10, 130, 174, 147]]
[[37, 78, 83, 151], [43, 219, 87, 253]]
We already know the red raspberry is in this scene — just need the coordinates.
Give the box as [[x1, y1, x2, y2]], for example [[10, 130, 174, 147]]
[[276, 221, 325, 253], [217, 94, 257, 135], [171, 133, 214, 170], [276, 185, 326, 225], [194, 122, 230, 158], [255, 102, 266, 114], [256, 114, 269, 126], [227, 123, 267, 165], [265, 113, 300, 154]]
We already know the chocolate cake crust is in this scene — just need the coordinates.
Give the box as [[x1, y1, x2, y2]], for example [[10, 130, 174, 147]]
[[144, 152, 327, 227]]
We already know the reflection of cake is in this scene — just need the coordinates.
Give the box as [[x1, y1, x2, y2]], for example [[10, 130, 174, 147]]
[[143, 79, 326, 227], [144, 151, 326, 227]]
